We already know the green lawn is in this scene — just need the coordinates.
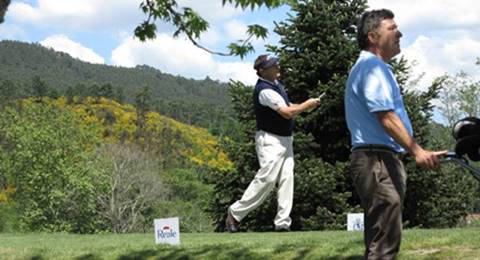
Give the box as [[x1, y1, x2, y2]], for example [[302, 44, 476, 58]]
[[0, 228, 479, 259]]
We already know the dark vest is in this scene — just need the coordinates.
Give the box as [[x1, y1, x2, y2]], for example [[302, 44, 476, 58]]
[[253, 79, 294, 136]]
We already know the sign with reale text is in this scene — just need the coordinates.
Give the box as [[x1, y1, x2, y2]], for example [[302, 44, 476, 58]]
[[154, 217, 180, 245]]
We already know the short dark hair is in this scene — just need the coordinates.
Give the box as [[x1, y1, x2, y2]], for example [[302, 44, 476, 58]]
[[357, 9, 394, 50]]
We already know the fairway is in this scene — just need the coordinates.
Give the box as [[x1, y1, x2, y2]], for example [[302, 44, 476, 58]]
[[0, 228, 479, 259]]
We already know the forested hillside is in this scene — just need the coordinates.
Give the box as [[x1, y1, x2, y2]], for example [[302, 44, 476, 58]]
[[0, 96, 231, 233], [0, 40, 240, 233], [0, 40, 236, 134]]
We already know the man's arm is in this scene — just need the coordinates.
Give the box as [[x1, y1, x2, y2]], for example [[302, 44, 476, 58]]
[[377, 111, 447, 169], [277, 98, 320, 119]]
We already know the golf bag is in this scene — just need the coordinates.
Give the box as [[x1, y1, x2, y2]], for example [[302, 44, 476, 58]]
[[443, 117, 480, 181]]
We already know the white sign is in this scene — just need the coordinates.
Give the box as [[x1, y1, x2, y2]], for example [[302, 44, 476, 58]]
[[347, 213, 364, 231], [154, 217, 180, 245]]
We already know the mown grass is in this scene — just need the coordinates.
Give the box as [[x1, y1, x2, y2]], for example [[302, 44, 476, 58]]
[[0, 228, 479, 259]]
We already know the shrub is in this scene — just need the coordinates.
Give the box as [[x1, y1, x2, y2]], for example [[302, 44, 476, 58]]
[[0, 102, 105, 233]]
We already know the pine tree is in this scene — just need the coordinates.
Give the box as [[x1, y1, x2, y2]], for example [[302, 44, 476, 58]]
[[31, 75, 48, 100], [271, 0, 367, 230], [135, 86, 152, 143], [210, 0, 367, 231]]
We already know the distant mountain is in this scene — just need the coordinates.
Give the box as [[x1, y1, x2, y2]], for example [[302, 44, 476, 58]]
[[0, 40, 237, 134]]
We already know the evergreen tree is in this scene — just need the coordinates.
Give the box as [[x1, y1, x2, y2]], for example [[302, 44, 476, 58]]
[[88, 84, 101, 99], [211, 0, 367, 231], [135, 86, 152, 142], [273, 0, 366, 163], [271, 0, 366, 230], [115, 86, 126, 103], [0, 80, 24, 108], [31, 75, 48, 99], [98, 83, 115, 100]]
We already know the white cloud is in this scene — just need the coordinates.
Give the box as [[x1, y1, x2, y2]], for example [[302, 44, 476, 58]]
[[0, 23, 28, 40], [365, 0, 480, 91], [7, 2, 41, 23], [224, 20, 248, 40], [40, 34, 105, 64], [111, 33, 256, 85], [5, 0, 250, 57], [400, 36, 449, 90], [222, 19, 269, 50], [216, 61, 256, 84], [7, 0, 243, 34], [367, 0, 480, 32], [400, 34, 480, 91], [8, 0, 142, 32], [198, 27, 222, 47]]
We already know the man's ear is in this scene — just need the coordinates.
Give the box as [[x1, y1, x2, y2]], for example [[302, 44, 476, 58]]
[[367, 31, 378, 46]]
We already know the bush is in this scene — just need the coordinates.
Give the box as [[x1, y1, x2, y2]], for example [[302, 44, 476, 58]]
[[0, 203, 19, 232], [0, 102, 105, 233], [148, 168, 215, 233], [152, 200, 214, 233], [96, 144, 168, 233]]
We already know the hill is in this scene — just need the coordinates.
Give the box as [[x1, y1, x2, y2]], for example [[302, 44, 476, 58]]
[[0, 40, 236, 134], [0, 96, 232, 232]]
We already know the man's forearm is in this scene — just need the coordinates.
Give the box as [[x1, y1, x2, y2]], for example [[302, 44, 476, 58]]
[[277, 99, 318, 119], [377, 111, 422, 155]]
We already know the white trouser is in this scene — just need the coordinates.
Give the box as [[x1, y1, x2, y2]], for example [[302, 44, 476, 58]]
[[229, 130, 294, 229]]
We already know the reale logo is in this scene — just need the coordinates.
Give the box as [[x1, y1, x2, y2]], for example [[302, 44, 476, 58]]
[[157, 225, 177, 239]]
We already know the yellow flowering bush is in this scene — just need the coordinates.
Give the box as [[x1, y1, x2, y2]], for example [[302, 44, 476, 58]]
[[22, 97, 233, 171]]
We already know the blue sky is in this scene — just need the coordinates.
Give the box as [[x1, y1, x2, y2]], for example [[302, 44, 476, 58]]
[[1, 0, 480, 122], [0, 0, 291, 85]]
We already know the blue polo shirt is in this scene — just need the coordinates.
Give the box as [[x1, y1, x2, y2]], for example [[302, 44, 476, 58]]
[[345, 51, 413, 153]]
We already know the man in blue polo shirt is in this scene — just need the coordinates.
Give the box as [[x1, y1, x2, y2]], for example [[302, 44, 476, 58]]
[[225, 54, 321, 232], [345, 9, 447, 259]]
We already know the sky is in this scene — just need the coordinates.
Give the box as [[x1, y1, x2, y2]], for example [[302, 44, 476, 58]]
[[1, 1, 480, 95]]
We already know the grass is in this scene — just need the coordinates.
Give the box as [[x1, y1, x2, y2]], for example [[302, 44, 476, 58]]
[[0, 228, 479, 259]]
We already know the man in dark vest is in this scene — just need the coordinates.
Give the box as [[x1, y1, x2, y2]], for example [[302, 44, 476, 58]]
[[226, 54, 321, 232]]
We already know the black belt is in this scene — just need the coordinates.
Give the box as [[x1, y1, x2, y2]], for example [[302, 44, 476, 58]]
[[352, 144, 406, 159], [352, 144, 399, 154]]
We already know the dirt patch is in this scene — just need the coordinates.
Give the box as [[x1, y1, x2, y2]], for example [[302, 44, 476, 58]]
[[406, 246, 476, 257], [0, 248, 16, 255], [407, 248, 441, 255]]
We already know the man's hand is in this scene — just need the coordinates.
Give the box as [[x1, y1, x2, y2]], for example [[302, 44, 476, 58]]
[[377, 111, 448, 170], [307, 97, 321, 108], [412, 148, 448, 170]]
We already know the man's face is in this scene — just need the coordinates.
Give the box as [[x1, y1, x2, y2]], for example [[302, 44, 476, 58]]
[[372, 19, 402, 60], [262, 64, 281, 79]]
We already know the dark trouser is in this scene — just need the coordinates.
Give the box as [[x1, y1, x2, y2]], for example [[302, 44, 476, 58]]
[[350, 149, 406, 260]]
